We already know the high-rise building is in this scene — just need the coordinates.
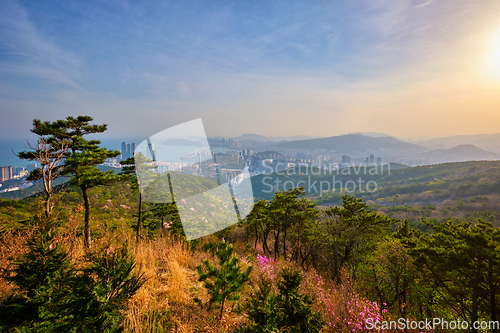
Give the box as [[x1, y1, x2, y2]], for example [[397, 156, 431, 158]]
[[369, 154, 375, 165], [0, 166, 13, 181], [126, 143, 131, 160], [377, 157, 382, 165], [130, 143, 136, 156], [121, 142, 127, 161], [120, 141, 136, 161], [341, 155, 351, 165]]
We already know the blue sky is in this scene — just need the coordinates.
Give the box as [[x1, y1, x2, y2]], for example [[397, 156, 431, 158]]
[[1, 0, 500, 142]]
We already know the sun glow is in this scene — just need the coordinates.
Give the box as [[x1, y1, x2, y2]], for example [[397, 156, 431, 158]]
[[486, 29, 500, 79]]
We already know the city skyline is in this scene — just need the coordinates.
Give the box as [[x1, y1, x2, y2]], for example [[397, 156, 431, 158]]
[[0, 0, 500, 141]]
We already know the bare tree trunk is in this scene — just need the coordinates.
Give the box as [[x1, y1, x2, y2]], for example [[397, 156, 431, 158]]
[[45, 195, 52, 219], [20, 138, 66, 219], [136, 193, 142, 243], [219, 298, 225, 321], [470, 265, 481, 333], [283, 226, 287, 260], [489, 264, 498, 333], [82, 186, 91, 248]]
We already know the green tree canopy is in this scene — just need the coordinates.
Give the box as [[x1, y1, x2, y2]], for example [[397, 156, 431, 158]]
[[21, 116, 122, 248]]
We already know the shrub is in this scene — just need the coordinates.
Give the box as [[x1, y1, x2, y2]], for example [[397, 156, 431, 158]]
[[0, 218, 145, 333], [196, 242, 252, 321], [0, 218, 76, 332], [239, 268, 324, 333]]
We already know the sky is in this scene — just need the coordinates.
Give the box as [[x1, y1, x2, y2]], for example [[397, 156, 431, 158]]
[[1, 0, 500, 144]]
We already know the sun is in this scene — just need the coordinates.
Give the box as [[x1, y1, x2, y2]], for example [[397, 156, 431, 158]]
[[487, 29, 500, 79]]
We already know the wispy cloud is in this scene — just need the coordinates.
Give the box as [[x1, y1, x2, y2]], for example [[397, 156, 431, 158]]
[[414, 0, 434, 8], [0, 0, 81, 88], [1, 0, 500, 141]]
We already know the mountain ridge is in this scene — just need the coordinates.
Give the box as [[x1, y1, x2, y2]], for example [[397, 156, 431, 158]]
[[275, 133, 427, 153], [424, 144, 500, 160]]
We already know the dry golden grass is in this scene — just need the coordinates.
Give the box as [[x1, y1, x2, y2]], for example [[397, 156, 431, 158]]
[[123, 235, 251, 332], [0, 229, 31, 298], [0, 223, 394, 333], [0, 223, 260, 332]]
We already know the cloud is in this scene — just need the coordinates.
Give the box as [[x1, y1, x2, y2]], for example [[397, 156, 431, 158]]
[[0, 0, 81, 88], [1, 0, 500, 142], [414, 0, 433, 8]]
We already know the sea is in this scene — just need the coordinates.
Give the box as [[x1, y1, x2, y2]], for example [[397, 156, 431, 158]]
[[0, 139, 30, 168], [0, 138, 137, 169], [0, 138, 241, 168]]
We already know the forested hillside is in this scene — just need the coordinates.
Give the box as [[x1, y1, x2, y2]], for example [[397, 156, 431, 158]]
[[252, 161, 500, 230], [1, 117, 500, 332], [2, 182, 500, 332]]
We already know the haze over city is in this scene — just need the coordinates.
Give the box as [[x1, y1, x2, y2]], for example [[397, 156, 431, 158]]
[[1, 0, 500, 145], [4, 2, 500, 331]]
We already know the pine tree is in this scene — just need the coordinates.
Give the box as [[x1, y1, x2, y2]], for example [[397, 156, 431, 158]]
[[244, 187, 318, 260], [120, 153, 182, 241], [0, 218, 76, 332], [62, 120, 121, 248], [119, 155, 144, 243], [408, 219, 500, 333], [151, 202, 183, 238], [239, 268, 324, 333], [321, 195, 394, 282], [22, 116, 122, 248], [239, 279, 282, 333], [69, 243, 145, 332], [196, 242, 252, 320], [0, 219, 145, 332], [276, 269, 324, 333]]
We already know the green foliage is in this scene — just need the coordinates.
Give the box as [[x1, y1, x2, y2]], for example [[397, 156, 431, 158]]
[[405, 219, 500, 330], [150, 202, 184, 238], [359, 233, 419, 318], [202, 240, 219, 257], [239, 269, 324, 333], [33, 115, 122, 247], [196, 242, 252, 320], [0, 218, 145, 333], [244, 187, 318, 265], [238, 279, 282, 333], [277, 269, 324, 333], [0, 218, 75, 332], [320, 195, 394, 282], [120, 155, 185, 241], [69, 243, 146, 332]]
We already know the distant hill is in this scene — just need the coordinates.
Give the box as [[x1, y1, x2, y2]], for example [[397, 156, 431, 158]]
[[424, 144, 500, 161], [229, 134, 269, 142], [162, 138, 205, 147], [351, 131, 401, 139], [302, 160, 500, 227], [276, 134, 427, 153], [229, 134, 324, 142], [418, 133, 500, 153]]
